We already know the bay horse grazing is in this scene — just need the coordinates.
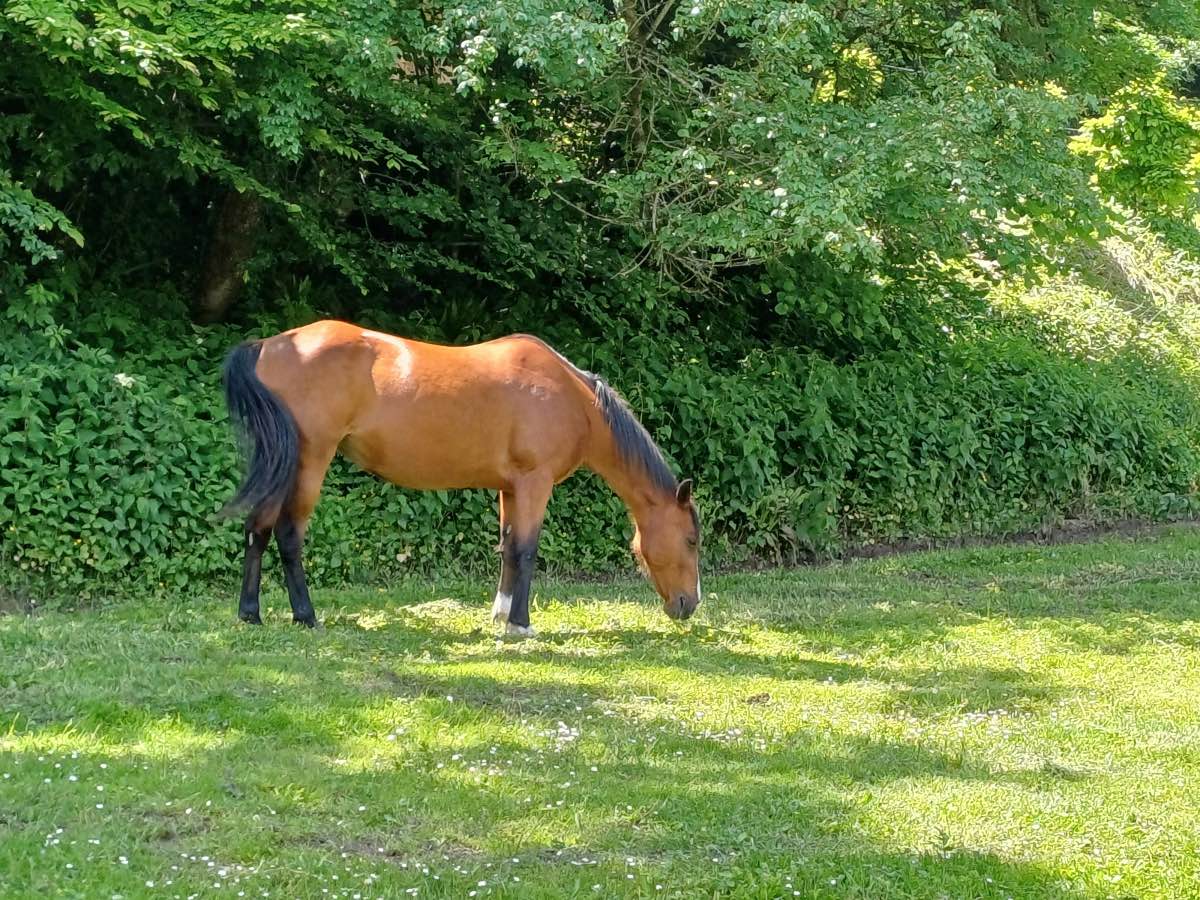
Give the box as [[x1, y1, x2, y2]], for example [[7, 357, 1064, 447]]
[[221, 320, 701, 634]]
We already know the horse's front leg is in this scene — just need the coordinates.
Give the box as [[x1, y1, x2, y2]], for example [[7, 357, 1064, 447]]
[[497, 528, 541, 635], [492, 479, 551, 636]]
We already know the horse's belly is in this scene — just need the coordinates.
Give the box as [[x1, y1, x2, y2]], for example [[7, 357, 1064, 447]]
[[342, 400, 578, 491], [341, 422, 509, 491]]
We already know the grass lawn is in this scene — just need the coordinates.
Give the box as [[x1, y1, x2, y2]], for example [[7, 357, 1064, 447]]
[[2, 528, 1199, 899]]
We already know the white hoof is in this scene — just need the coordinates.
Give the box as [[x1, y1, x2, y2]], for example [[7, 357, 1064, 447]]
[[491, 592, 512, 624], [505, 622, 536, 637]]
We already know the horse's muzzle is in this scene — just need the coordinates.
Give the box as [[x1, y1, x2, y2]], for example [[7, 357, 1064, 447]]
[[665, 594, 700, 621]]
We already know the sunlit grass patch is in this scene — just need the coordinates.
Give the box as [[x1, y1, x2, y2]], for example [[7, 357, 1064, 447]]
[[2, 527, 1199, 897]]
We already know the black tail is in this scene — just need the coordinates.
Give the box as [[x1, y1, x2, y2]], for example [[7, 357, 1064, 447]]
[[220, 340, 299, 524]]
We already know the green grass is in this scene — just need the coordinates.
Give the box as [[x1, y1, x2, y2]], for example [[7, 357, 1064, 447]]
[[3, 529, 1200, 899]]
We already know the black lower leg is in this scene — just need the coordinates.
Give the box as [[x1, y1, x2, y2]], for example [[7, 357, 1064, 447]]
[[275, 515, 316, 627], [238, 524, 271, 624], [504, 534, 540, 628]]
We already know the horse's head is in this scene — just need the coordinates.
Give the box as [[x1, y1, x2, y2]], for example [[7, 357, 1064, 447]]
[[631, 479, 701, 621]]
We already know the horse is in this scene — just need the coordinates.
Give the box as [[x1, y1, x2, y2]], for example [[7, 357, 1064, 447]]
[[220, 319, 701, 634]]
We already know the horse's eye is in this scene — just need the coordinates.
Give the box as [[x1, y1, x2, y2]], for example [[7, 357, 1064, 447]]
[[686, 537, 698, 549]]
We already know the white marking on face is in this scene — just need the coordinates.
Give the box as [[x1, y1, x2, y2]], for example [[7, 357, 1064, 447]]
[[492, 592, 512, 624]]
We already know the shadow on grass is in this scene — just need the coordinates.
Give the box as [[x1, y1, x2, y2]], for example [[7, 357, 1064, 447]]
[[0, 730, 1091, 898], [8, 531, 1200, 895]]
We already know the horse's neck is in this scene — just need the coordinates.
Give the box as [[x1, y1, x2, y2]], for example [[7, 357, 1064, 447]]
[[583, 426, 666, 523]]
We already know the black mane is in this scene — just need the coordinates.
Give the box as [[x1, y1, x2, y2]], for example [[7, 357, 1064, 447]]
[[591, 378, 678, 494], [526, 335, 679, 496]]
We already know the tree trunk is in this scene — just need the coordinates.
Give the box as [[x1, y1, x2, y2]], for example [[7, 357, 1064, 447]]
[[622, 0, 649, 163], [195, 189, 263, 323]]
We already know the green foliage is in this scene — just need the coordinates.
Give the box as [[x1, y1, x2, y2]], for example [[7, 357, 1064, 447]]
[[656, 335, 1200, 561], [479, 3, 1104, 301], [4, 269, 1199, 595], [0, 0, 522, 300], [1074, 80, 1200, 210], [0, 174, 83, 266], [5, 1, 1200, 593]]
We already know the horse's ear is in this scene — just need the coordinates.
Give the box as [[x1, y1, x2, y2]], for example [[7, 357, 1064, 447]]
[[675, 479, 693, 505]]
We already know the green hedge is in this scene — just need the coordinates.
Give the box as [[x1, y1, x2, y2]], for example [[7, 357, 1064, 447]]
[[3, 290, 1198, 598]]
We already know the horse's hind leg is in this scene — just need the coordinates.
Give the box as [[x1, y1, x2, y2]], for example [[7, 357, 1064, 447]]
[[492, 476, 552, 636], [238, 522, 272, 624], [276, 446, 335, 628], [276, 514, 316, 627]]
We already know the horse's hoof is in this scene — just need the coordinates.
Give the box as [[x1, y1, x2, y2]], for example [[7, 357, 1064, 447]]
[[238, 613, 262, 625], [293, 616, 318, 629], [505, 623, 536, 637]]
